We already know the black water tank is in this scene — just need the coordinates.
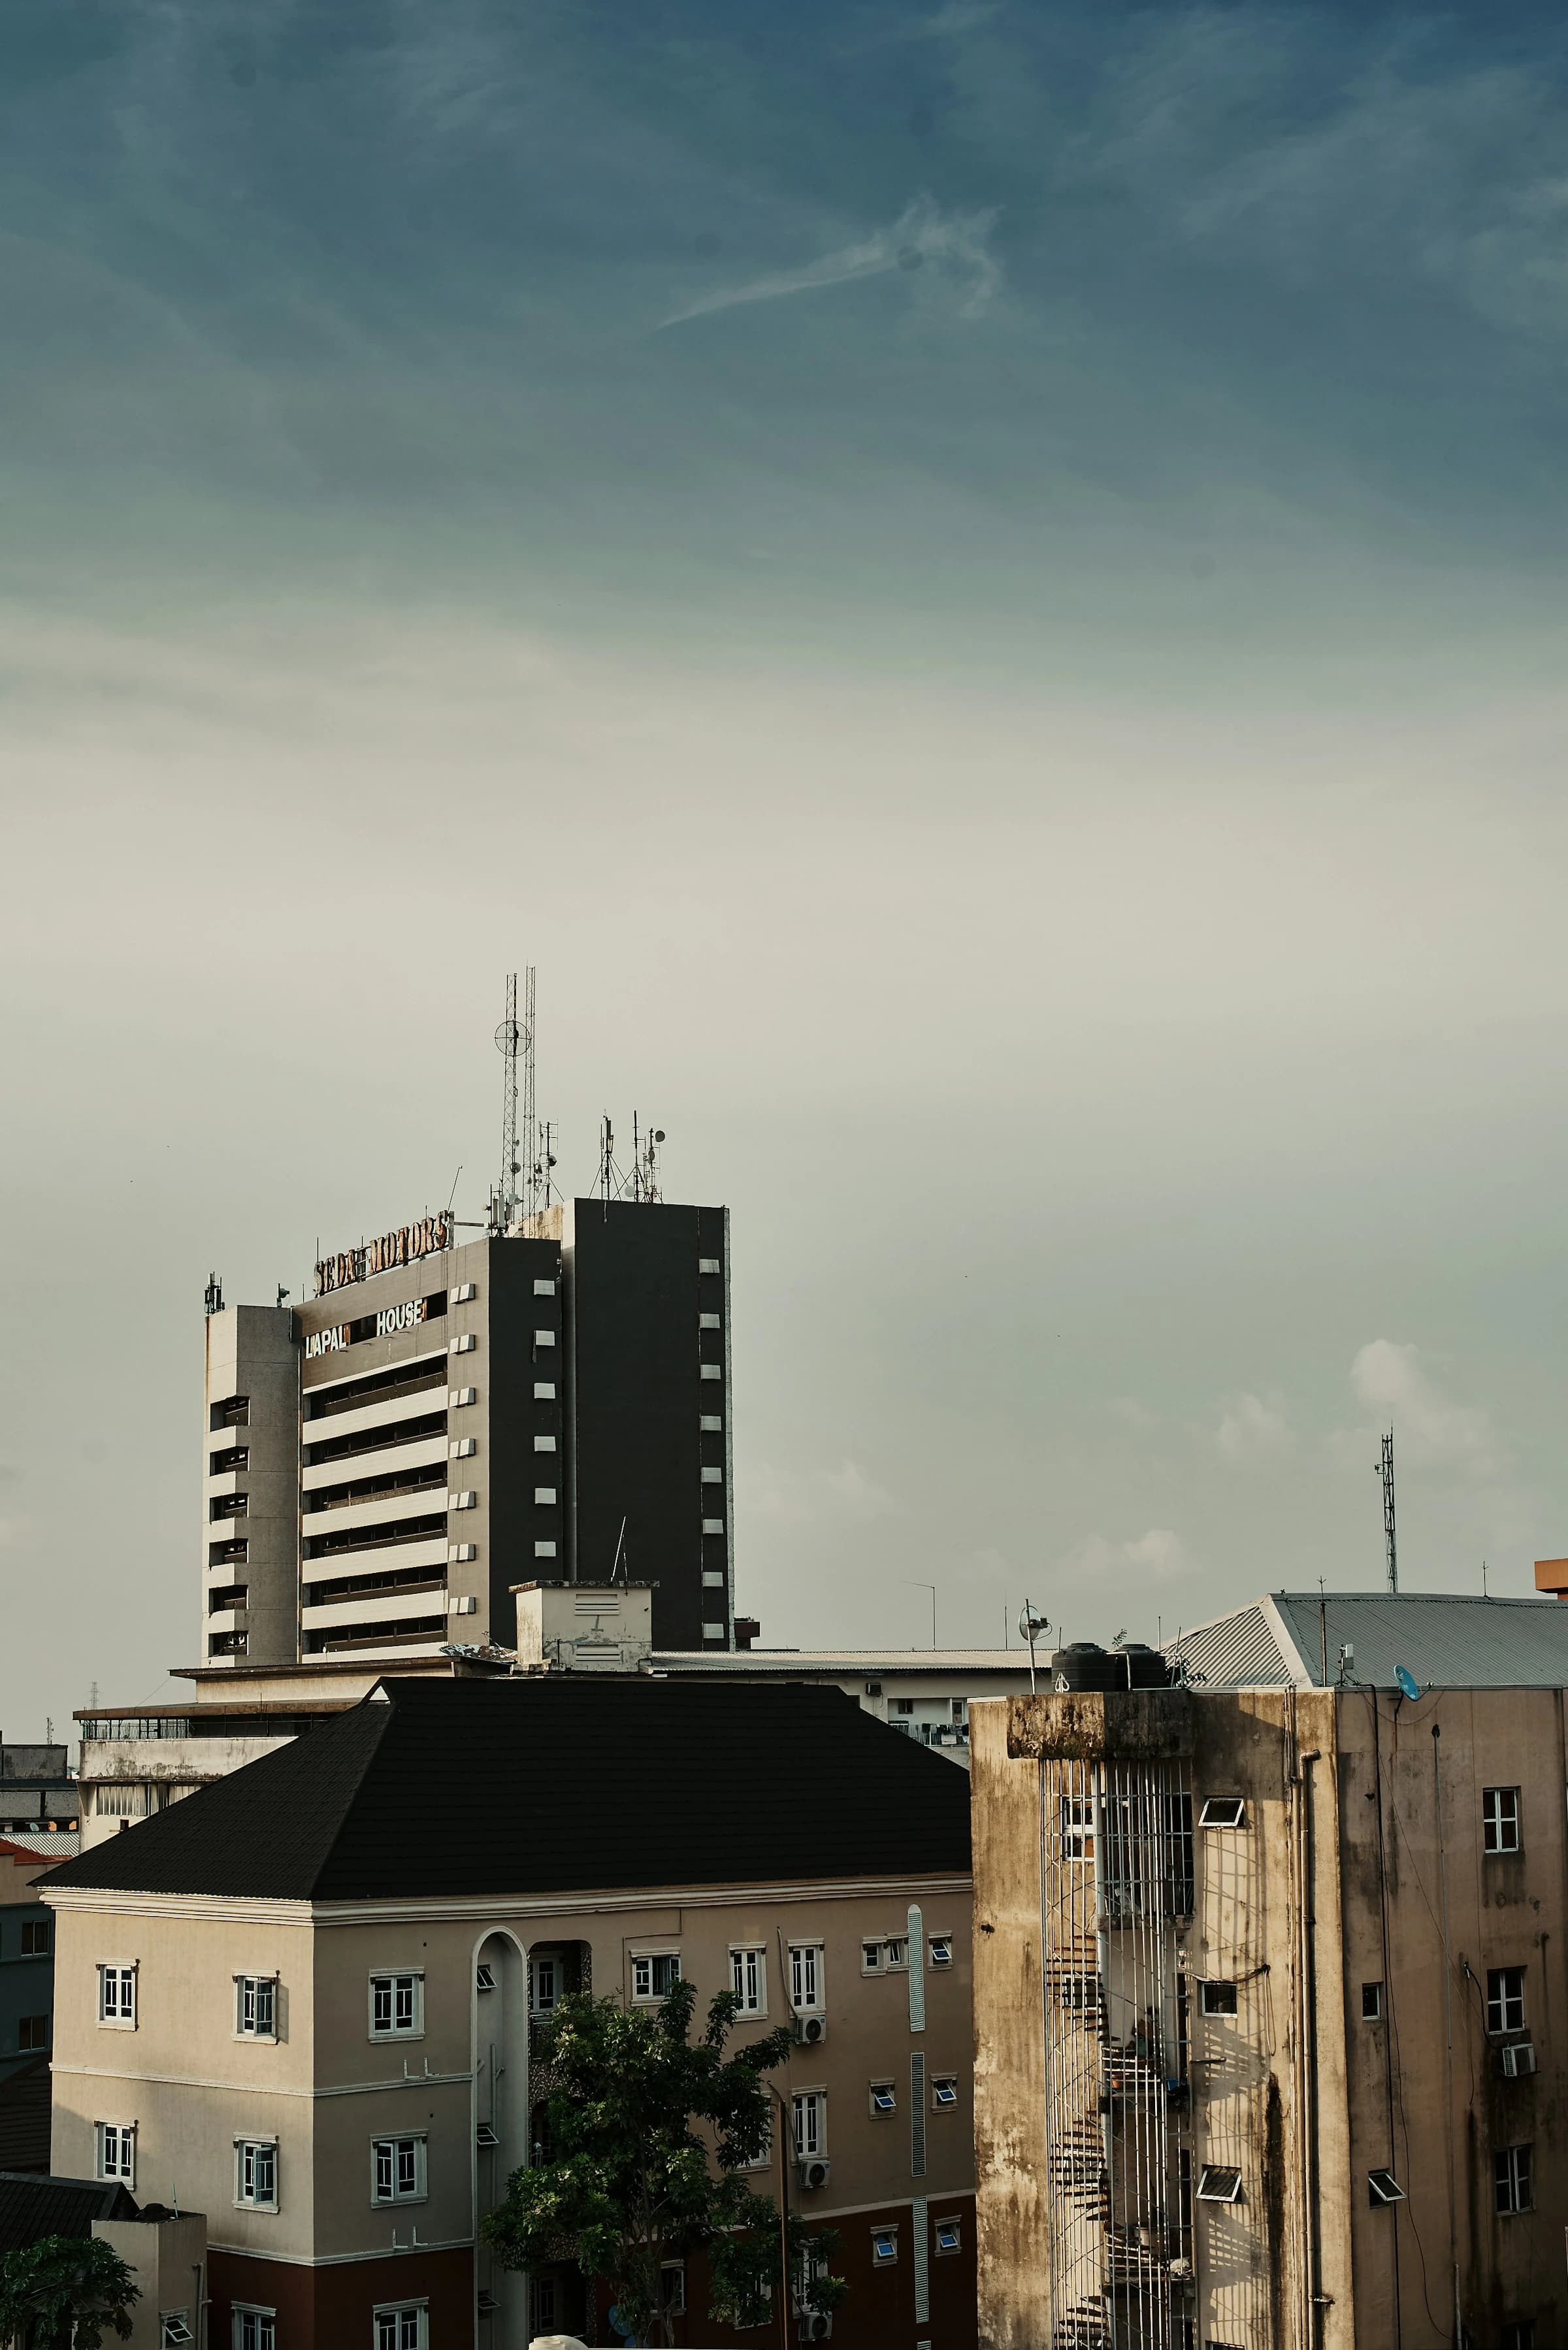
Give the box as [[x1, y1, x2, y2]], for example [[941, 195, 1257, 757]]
[[1050, 1641, 1123, 1692], [1115, 1641, 1171, 1690]]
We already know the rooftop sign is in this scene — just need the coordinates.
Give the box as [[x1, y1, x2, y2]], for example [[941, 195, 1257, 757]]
[[314, 1213, 452, 1297]]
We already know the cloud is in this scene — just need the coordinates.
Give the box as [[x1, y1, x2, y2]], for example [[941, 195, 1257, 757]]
[[1108, 1395, 1160, 1431], [1216, 1390, 1293, 1461], [1057, 1527, 1190, 1585], [743, 1457, 901, 1525], [659, 192, 1000, 327], [1345, 1340, 1508, 1478]]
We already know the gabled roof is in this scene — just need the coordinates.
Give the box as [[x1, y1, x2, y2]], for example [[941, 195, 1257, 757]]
[[1169, 1590, 1568, 1691], [0, 2171, 138, 2252], [44, 1678, 972, 1904]]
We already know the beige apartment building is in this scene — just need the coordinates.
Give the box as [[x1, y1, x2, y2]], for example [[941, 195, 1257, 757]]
[[972, 1591, 1568, 2350], [46, 1674, 976, 2350]]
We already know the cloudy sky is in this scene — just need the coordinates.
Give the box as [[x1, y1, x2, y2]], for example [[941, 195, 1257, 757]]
[[4, 0, 1568, 1740]]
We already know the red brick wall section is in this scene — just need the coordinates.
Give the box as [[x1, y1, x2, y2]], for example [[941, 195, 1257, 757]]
[[207, 2245, 473, 2348], [589, 2196, 977, 2350]]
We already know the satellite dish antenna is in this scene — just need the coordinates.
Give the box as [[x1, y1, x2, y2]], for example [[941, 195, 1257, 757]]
[[1395, 1664, 1420, 1701], [1019, 1601, 1049, 1695]]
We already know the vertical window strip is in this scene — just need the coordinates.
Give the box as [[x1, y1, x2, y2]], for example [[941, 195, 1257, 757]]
[[909, 2053, 927, 2177], [911, 2195, 930, 2323], [907, 1905, 926, 2032]]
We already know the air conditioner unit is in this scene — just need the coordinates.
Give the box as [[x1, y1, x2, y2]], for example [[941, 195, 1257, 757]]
[[798, 2316, 832, 2342], [795, 2158, 831, 2192], [793, 2013, 827, 2047], [1502, 2042, 1539, 2078]]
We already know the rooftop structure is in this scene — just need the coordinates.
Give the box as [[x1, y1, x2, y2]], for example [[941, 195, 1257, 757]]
[[1168, 1587, 1568, 1691]]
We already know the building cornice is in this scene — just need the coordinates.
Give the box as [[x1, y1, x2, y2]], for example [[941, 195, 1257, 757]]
[[50, 2060, 474, 2102], [44, 1875, 971, 1927]]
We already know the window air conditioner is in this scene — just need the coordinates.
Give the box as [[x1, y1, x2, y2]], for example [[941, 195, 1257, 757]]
[[798, 2317, 832, 2342], [795, 2158, 831, 2192], [1502, 2042, 1539, 2078], [793, 2013, 827, 2046]]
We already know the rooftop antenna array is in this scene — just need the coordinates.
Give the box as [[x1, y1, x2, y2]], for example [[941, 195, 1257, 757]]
[[495, 974, 521, 1233], [1378, 1428, 1398, 1594], [630, 1114, 665, 1203], [494, 969, 543, 1233]]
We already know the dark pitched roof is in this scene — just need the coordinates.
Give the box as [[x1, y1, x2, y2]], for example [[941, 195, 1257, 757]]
[[44, 1678, 972, 1904], [0, 2059, 52, 2176], [0, 2172, 138, 2252]]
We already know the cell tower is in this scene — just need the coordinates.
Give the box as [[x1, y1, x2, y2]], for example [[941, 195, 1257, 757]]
[[630, 1113, 665, 1203], [494, 969, 540, 1233], [1378, 1429, 1398, 1594]]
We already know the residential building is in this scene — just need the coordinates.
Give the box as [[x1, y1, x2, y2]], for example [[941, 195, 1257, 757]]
[[206, 1193, 732, 1673], [0, 1742, 77, 1836], [46, 1676, 975, 2350], [0, 1838, 56, 2087], [652, 1647, 1039, 1765], [972, 1592, 1568, 2350]]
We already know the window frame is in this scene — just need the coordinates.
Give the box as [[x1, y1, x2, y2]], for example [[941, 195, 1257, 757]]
[[233, 2309, 276, 2350], [234, 2136, 280, 2213], [160, 2317, 196, 2348], [95, 2121, 136, 2184], [1482, 1785, 1522, 1855], [20, 1919, 50, 1957], [1200, 1796, 1247, 1830], [370, 2133, 428, 2207], [1196, 2164, 1243, 2205], [869, 2081, 897, 2116], [932, 2074, 959, 2110], [1367, 2169, 1407, 2206], [1495, 2143, 1533, 2215], [18, 2014, 49, 2053], [789, 1941, 825, 2013], [97, 1964, 138, 2030], [928, 1934, 953, 1968], [933, 2215, 963, 2256], [367, 1970, 424, 2041], [660, 2262, 687, 2316], [792, 2089, 827, 2158], [630, 1949, 682, 2004], [870, 2225, 899, 2266], [235, 1974, 278, 2042], [730, 1945, 766, 2015], [1362, 1981, 1384, 2022], [1198, 1979, 1239, 2018], [1487, 1966, 1527, 2037]]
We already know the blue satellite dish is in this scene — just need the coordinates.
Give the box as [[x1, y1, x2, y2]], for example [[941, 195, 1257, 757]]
[[1395, 1664, 1420, 1701]]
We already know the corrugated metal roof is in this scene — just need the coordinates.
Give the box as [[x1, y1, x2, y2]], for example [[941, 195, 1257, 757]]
[[1171, 1592, 1568, 1691], [1167, 1604, 1293, 1690]]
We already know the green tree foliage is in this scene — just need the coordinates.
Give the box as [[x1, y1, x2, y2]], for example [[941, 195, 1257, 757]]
[[0, 2234, 140, 2350], [482, 1979, 847, 2347]]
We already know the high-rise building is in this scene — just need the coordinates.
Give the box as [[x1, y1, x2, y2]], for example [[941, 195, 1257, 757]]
[[203, 1197, 733, 1668]]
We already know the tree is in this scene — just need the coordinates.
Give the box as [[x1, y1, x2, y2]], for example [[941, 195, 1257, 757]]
[[482, 1979, 848, 2347], [0, 2235, 140, 2350]]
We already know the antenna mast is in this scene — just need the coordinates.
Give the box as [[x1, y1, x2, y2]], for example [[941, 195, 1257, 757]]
[[519, 968, 538, 1221], [496, 975, 520, 1233], [1378, 1429, 1398, 1594]]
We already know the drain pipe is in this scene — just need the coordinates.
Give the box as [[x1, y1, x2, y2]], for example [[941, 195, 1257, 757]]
[[1298, 1749, 1324, 2350]]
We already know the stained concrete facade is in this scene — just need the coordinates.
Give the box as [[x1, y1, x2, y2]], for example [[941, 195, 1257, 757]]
[[972, 1681, 1568, 2350]]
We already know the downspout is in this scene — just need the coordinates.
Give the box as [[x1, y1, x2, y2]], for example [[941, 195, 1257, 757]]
[[1299, 1748, 1324, 2350], [1369, 1694, 1403, 2347], [1433, 1725, 1461, 2350]]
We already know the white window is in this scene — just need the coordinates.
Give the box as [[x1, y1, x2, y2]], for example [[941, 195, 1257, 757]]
[[1196, 2164, 1243, 2204], [368, 1972, 423, 2039], [1061, 1796, 1095, 1860], [698, 1258, 721, 1274], [1200, 1796, 1247, 1830], [882, 1938, 908, 1972], [98, 1966, 137, 2028], [870, 2082, 896, 2115], [534, 1486, 557, 1505], [534, 1382, 557, 1400], [476, 1963, 496, 1993], [371, 2135, 427, 2204], [792, 2091, 826, 2157], [450, 1436, 477, 1459], [701, 1466, 724, 1484], [699, 1313, 722, 1331], [1488, 1967, 1527, 2035], [535, 1540, 558, 1558], [449, 1385, 477, 1407], [534, 1328, 556, 1347], [700, 1364, 723, 1382], [789, 1944, 824, 2012], [870, 2225, 898, 2265], [534, 1434, 557, 1452], [730, 1947, 766, 2013], [928, 1936, 953, 1968], [453, 1282, 477, 1302], [235, 1975, 276, 2040], [702, 1622, 726, 1639], [95, 2122, 135, 2182], [702, 1517, 726, 1535], [533, 1278, 556, 1297], [660, 2264, 686, 2317], [1484, 1787, 1522, 1854], [631, 1951, 681, 2002], [450, 1333, 476, 1354], [932, 2075, 958, 2109], [862, 1941, 884, 1975], [1495, 2144, 1533, 2215], [700, 1414, 723, 1431], [161, 2317, 196, 2347], [233, 2310, 276, 2350], [374, 2303, 430, 2340], [235, 2138, 278, 2210], [531, 1951, 561, 2013], [1199, 1980, 1238, 2017]]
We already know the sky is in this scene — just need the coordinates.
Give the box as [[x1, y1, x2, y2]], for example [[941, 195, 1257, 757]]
[[3, 0, 1568, 1744]]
